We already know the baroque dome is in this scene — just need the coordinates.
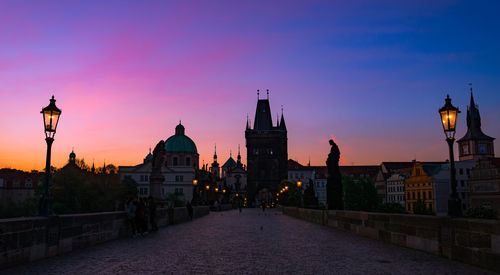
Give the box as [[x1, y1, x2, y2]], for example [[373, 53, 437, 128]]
[[164, 123, 198, 154]]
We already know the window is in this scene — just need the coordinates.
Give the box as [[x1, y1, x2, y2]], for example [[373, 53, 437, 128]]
[[25, 179, 32, 188], [145, 175, 149, 182], [173, 157, 178, 166], [175, 175, 184, 182], [13, 180, 20, 188], [459, 168, 463, 175], [186, 157, 191, 166], [460, 180, 464, 187], [175, 188, 184, 194], [428, 191, 432, 199], [423, 192, 426, 200], [140, 175, 144, 182], [466, 169, 470, 176], [416, 169, 420, 176]]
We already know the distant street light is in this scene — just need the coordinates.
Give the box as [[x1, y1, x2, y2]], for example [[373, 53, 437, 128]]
[[205, 185, 210, 190], [297, 180, 302, 188], [192, 179, 198, 186], [439, 94, 462, 217], [215, 187, 219, 192], [40, 96, 61, 216]]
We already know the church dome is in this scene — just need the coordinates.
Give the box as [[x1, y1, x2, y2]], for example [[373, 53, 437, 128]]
[[69, 150, 76, 159], [165, 123, 198, 153]]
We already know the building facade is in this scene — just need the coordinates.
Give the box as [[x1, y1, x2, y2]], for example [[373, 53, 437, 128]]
[[119, 123, 198, 202], [0, 169, 43, 204], [386, 168, 411, 207], [405, 162, 443, 213], [469, 158, 500, 212], [246, 93, 287, 205]]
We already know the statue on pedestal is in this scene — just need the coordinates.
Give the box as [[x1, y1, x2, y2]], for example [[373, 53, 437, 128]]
[[326, 139, 343, 210], [150, 141, 166, 201]]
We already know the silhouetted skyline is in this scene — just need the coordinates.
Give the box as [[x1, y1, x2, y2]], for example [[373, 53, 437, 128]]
[[1, 1, 499, 171]]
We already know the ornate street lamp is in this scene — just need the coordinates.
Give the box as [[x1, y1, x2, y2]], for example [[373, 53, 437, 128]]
[[439, 94, 461, 217], [191, 178, 199, 205], [40, 95, 61, 216]]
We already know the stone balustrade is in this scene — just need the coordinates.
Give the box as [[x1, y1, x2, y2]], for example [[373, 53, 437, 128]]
[[0, 206, 209, 269], [282, 207, 500, 272]]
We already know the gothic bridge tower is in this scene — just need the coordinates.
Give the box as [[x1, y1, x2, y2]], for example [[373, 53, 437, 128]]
[[245, 90, 288, 205]]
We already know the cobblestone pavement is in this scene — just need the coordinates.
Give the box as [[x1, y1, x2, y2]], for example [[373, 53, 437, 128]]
[[3, 209, 495, 275]]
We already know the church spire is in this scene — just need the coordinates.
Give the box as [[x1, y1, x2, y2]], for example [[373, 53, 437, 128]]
[[237, 144, 242, 164], [246, 114, 250, 130], [213, 144, 217, 162], [457, 85, 495, 161], [91, 159, 95, 173], [280, 105, 287, 130]]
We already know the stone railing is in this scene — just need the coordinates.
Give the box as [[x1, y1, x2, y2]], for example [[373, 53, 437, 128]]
[[0, 206, 209, 269], [209, 204, 234, 212], [282, 207, 500, 272]]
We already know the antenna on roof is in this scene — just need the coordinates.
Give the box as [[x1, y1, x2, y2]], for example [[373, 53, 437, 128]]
[[469, 82, 473, 93]]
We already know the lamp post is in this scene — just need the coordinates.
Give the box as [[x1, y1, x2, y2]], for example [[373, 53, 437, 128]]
[[192, 178, 198, 205], [40, 96, 61, 216], [439, 94, 461, 217]]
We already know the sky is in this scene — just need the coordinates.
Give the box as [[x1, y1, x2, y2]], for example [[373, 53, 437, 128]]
[[1, 0, 499, 171]]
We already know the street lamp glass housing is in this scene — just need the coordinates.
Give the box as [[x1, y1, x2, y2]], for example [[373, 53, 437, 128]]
[[297, 180, 302, 188], [205, 185, 209, 190], [41, 96, 62, 138], [439, 95, 460, 139], [192, 179, 198, 186]]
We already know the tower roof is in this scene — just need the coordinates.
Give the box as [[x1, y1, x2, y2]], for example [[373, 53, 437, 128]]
[[253, 99, 273, 130], [222, 157, 237, 168], [458, 91, 495, 142]]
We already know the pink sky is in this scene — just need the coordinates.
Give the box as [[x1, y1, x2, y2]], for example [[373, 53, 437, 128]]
[[1, 1, 499, 171]]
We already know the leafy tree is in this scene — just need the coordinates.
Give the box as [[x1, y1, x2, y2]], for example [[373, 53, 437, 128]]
[[278, 180, 302, 207], [343, 175, 380, 211], [377, 202, 406, 214], [303, 179, 319, 208], [120, 176, 138, 201], [413, 199, 433, 215], [465, 206, 498, 219]]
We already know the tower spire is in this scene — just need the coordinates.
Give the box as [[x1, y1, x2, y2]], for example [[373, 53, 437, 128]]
[[280, 105, 287, 130], [214, 143, 217, 161], [257, 89, 260, 100], [230, 149, 232, 158], [246, 114, 250, 130], [267, 89, 269, 99]]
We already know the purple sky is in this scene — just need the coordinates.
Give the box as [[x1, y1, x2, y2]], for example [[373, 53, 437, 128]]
[[1, 0, 499, 171]]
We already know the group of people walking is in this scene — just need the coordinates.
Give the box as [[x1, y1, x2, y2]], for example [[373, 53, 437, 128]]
[[124, 196, 158, 238]]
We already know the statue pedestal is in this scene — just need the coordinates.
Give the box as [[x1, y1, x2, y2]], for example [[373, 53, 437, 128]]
[[150, 173, 165, 201]]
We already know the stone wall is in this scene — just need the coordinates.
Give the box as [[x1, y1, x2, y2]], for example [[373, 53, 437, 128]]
[[0, 206, 209, 269], [282, 207, 500, 272]]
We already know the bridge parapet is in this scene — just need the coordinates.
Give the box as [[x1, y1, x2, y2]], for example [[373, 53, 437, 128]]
[[0, 206, 209, 269], [282, 207, 500, 272]]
